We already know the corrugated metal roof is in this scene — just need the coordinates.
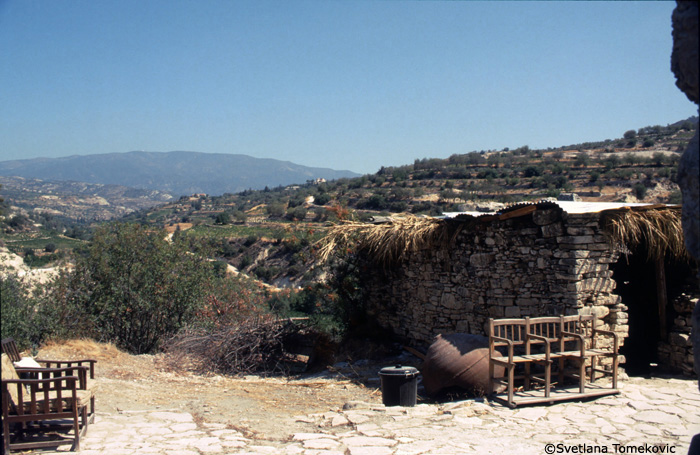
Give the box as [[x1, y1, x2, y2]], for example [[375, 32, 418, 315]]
[[442, 201, 678, 220]]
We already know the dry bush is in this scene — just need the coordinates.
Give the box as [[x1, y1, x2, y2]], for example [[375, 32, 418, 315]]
[[164, 318, 310, 376]]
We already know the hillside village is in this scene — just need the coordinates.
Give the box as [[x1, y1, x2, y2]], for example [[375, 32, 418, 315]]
[[0, 117, 697, 290]]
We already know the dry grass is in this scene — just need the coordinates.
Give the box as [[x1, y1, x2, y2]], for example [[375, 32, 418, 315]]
[[602, 207, 688, 261], [38, 339, 130, 363], [316, 215, 456, 266]]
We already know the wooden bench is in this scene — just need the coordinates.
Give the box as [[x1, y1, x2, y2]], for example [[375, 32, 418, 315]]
[[488, 314, 619, 408]]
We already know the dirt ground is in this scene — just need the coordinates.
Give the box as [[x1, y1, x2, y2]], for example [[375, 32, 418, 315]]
[[36, 340, 398, 442]]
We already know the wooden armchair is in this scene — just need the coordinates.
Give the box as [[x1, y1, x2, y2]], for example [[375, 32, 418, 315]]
[[2, 353, 94, 453], [1, 339, 97, 454], [2, 337, 97, 382]]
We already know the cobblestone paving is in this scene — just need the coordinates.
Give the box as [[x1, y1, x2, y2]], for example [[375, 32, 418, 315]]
[[64, 377, 698, 455]]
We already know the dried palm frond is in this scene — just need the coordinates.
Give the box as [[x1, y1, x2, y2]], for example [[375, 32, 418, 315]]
[[316, 215, 456, 266], [602, 207, 688, 261]]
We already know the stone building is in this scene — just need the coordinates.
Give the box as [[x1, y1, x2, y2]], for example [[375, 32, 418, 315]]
[[326, 201, 697, 376]]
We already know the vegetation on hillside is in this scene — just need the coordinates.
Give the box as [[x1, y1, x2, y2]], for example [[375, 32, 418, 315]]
[[0, 117, 696, 365]]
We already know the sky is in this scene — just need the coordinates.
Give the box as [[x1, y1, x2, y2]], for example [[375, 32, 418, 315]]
[[0, 1, 697, 175]]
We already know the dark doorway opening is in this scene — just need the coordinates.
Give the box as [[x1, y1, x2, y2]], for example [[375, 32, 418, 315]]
[[611, 249, 691, 376]]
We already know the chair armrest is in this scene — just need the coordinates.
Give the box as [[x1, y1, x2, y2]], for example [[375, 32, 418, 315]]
[[561, 330, 586, 356], [526, 333, 552, 358], [489, 337, 514, 363], [3, 376, 78, 388], [35, 358, 97, 379], [15, 366, 89, 389], [490, 336, 514, 345], [560, 330, 584, 340]]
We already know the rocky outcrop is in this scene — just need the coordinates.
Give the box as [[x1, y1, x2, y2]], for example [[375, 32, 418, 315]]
[[671, 1, 699, 104], [671, 0, 700, 385]]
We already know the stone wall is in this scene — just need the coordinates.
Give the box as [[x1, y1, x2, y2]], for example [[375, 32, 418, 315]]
[[364, 206, 627, 349], [658, 289, 698, 376]]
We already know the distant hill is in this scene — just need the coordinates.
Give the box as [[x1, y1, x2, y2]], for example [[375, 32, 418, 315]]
[[0, 175, 175, 222], [0, 151, 360, 197]]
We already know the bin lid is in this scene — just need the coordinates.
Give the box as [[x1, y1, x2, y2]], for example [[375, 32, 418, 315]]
[[379, 365, 419, 376]]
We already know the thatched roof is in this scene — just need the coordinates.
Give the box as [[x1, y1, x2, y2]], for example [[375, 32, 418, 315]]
[[317, 203, 689, 265], [601, 205, 688, 262], [317, 215, 459, 266]]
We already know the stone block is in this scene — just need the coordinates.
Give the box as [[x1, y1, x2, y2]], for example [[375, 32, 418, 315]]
[[469, 253, 494, 267], [566, 227, 596, 236], [504, 306, 521, 318], [670, 332, 691, 347], [488, 306, 504, 318]]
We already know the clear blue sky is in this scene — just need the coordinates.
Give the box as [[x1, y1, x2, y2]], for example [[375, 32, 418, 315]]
[[0, 1, 696, 175]]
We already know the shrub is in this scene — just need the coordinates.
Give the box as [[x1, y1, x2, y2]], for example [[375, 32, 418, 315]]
[[0, 272, 82, 350], [266, 203, 285, 217], [1, 274, 41, 349], [667, 190, 682, 204], [633, 183, 647, 200], [239, 255, 252, 269], [232, 210, 247, 224], [59, 222, 216, 354], [314, 193, 331, 206], [8, 214, 32, 230], [575, 152, 591, 167], [651, 152, 666, 166], [523, 166, 542, 178], [214, 212, 231, 225], [285, 206, 308, 221]]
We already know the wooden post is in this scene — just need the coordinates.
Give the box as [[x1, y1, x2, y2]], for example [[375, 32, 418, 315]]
[[655, 257, 667, 340]]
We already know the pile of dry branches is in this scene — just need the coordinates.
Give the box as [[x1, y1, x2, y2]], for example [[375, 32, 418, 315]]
[[316, 215, 454, 266], [602, 207, 688, 261], [165, 318, 305, 376]]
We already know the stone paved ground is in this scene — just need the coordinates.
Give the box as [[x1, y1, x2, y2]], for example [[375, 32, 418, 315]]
[[53, 376, 700, 455]]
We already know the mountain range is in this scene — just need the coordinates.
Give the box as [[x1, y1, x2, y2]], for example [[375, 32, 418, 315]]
[[0, 151, 359, 197]]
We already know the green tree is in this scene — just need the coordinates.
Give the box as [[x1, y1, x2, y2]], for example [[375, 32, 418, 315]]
[[214, 212, 231, 225], [266, 203, 286, 218], [623, 130, 636, 140], [523, 166, 542, 177], [314, 193, 331, 206], [623, 153, 638, 166], [575, 152, 591, 167], [232, 210, 247, 224], [286, 206, 308, 221], [651, 152, 666, 166], [64, 223, 215, 354], [633, 183, 647, 200]]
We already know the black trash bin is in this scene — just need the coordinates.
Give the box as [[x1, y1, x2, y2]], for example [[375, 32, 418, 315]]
[[379, 365, 419, 407]]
